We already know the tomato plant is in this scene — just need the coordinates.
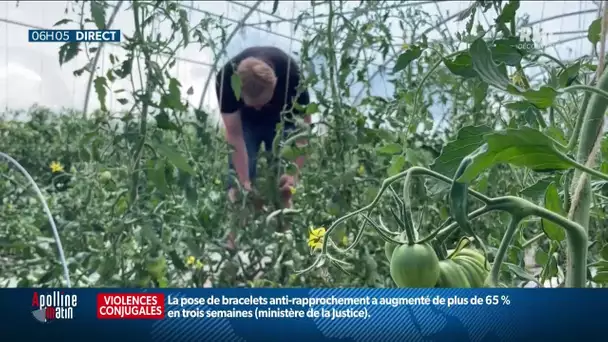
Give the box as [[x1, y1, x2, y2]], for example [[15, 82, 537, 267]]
[[295, 1, 608, 289], [1, 1, 608, 289]]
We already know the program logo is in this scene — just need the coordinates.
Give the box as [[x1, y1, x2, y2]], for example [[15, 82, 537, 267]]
[[31, 291, 78, 323], [516, 27, 546, 50]]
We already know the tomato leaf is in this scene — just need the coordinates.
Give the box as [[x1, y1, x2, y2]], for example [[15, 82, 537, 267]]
[[155, 112, 179, 131], [58, 42, 80, 66], [443, 53, 477, 78], [168, 250, 188, 271], [534, 249, 548, 266], [231, 73, 242, 100], [455, 127, 574, 183], [600, 244, 608, 260], [145, 255, 167, 280], [469, 38, 558, 109], [519, 178, 552, 202], [542, 253, 560, 280], [469, 38, 511, 90], [115, 58, 133, 79], [377, 143, 402, 155], [140, 225, 162, 248], [541, 182, 566, 242], [184, 239, 203, 259], [152, 141, 195, 176], [184, 183, 198, 207], [509, 85, 559, 109], [558, 61, 580, 88], [93, 76, 108, 112], [491, 39, 522, 66], [178, 9, 189, 47], [306, 102, 319, 115], [457, 3, 476, 21], [505, 100, 543, 127], [53, 18, 72, 27], [503, 262, 541, 286], [469, 38, 558, 108], [431, 125, 492, 177], [160, 77, 186, 111], [149, 158, 168, 193], [37, 265, 61, 285], [393, 45, 423, 72], [387, 155, 406, 177], [592, 271, 608, 284], [90, 1, 106, 30], [496, 0, 519, 24], [588, 18, 602, 44], [168, 78, 182, 101]]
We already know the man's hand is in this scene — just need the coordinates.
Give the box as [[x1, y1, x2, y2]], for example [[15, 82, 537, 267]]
[[242, 181, 252, 192], [228, 181, 252, 203], [278, 174, 296, 207]]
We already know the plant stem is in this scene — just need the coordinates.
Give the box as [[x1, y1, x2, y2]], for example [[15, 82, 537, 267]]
[[522, 232, 545, 248], [562, 84, 608, 102], [566, 4, 608, 235], [129, 1, 154, 204], [566, 92, 590, 151], [539, 242, 557, 286], [567, 73, 608, 229], [401, 170, 417, 245], [486, 214, 523, 287], [315, 167, 490, 255], [558, 151, 608, 182], [360, 216, 403, 245], [430, 206, 495, 243], [490, 196, 587, 287], [294, 166, 491, 275]]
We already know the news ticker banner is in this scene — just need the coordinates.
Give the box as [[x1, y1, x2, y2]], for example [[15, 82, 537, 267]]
[[1, 288, 605, 341], [28, 29, 121, 43]]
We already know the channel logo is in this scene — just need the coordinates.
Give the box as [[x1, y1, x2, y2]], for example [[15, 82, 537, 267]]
[[31, 291, 78, 323]]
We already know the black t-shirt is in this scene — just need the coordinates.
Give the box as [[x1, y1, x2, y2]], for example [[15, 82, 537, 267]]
[[215, 46, 310, 128]]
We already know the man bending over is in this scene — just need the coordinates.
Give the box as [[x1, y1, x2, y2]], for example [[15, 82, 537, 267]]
[[215, 46, 311, 247]]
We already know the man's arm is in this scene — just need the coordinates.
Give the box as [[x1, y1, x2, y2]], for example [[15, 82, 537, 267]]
[[222, 112, 251, 190], [216, 64, 250, 190]]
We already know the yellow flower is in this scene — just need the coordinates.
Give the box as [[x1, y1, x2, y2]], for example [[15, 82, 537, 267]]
[[186, 256, 195, 265], [510, 72, 526, 87], [308, 226, 326, 250], [194, 260, 203, 270], [49, 161, 64, 173], [289, 186, 296, 195], [341, 235, 348, 246], [357, 164, 365, 176]]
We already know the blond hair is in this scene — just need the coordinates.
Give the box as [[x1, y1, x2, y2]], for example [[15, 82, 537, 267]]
[[236, 57, 277, 106]]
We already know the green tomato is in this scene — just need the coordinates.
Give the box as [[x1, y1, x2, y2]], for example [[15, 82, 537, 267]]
[[450, 248, 487, 266], [99, 171, 112, 181], [435, 259, 471, 288], [452, 256, 487, 288], [390, 243, 440, 288], [384, 232, 408, 262]]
